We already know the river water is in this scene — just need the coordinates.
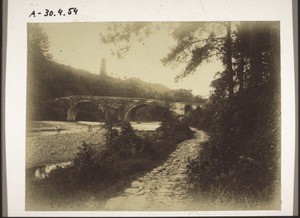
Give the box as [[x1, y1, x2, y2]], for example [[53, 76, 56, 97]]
[[28, 121, 161, 136]]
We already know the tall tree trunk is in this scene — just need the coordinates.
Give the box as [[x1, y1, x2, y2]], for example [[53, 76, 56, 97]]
[[237, 22, 248, 93], [237, 51, 245, 93], [226, 22, 234, 98], [249, 22, 263, 88], [269, 22, 280, 97]]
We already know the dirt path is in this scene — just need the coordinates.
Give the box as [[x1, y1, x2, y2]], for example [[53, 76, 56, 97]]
[[92, 128, 208, 211]]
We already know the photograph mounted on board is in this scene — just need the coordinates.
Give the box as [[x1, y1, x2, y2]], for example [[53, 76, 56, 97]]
[[25, 21, 281, 211]]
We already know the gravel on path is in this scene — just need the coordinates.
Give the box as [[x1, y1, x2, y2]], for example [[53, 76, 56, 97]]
[[85, 128, 208, 211]]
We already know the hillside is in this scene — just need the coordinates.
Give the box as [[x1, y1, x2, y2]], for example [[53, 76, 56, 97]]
[[27, 57, 174, 106], [27, 24, 207, 109]]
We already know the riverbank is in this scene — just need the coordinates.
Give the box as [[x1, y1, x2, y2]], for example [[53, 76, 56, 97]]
[[26, 129, 201, 211], [26, 119, 194, 210], [26, 121, 106, 168], [26, 121, 161, 168]]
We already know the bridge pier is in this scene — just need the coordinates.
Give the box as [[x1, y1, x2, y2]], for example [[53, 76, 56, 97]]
[[117, 105, 126, 122]]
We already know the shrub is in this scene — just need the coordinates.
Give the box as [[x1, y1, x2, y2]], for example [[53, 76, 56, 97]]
[[72, 141, 96, 185], [151, 139, 174, 159], [187, 92, 280, 202], [156, 108, 194, 143], [71, 114, 195, 188], [72, 121, 159, 186], [182, 106, 206, 129]]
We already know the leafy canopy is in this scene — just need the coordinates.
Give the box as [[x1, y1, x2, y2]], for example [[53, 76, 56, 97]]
[[100, 22, 229, 81]]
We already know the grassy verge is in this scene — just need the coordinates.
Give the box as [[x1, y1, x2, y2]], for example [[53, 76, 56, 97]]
[[26, 157, 166, 210]]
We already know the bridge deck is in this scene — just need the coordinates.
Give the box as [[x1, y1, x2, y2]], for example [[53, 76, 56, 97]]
[[56, 95, 150, 101]]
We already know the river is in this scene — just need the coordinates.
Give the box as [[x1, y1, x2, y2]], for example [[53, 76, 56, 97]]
[[26, 121, 161, 171]]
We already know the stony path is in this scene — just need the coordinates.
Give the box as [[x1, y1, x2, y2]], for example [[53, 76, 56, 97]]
[[103, 129, 208, 211]]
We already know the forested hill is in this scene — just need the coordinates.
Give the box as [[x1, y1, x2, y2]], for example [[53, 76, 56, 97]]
[[27, 24, 206, 107], [27, 57, 178, 105]]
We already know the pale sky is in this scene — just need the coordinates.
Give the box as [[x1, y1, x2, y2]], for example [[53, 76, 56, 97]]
[[40, 22, 224, 97]]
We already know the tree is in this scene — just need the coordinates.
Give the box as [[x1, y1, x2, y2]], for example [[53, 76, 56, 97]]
[[174, 89, 194, 102], [100, 22, 236, 99], [100, 22, 154, 58], [194, 95, 207, 103], [27, 24, 53, 112], [28, 23, 52, 61], [232, 21, 250, 93], [187, 21, 281, 201]]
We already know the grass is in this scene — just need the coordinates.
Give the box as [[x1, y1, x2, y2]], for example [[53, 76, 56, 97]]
[[26, 153, 175, 210], [185, 185, 281, 211]]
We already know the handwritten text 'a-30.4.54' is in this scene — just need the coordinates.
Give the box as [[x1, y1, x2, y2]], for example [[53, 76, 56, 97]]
[[29, 8, 78, 18]]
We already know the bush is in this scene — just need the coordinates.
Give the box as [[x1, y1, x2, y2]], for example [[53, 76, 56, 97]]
[[72, 121, 161, 186], [182, 106, 206, 130], [72, 112, 195, 188], [156, 108, 194, 142], [187, 92, 280, 202], [151, 139, 174, 159], [72, 141, 97, 185]]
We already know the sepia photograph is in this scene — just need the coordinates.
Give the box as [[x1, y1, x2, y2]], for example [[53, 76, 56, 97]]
[[24, 21, 281, 211]]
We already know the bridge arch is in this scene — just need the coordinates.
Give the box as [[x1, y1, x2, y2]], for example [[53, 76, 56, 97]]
[[54, 96, 169, 122], [123, 103, 151, 122], [67, 101, 105, 121], [123, 103, 166, 122]]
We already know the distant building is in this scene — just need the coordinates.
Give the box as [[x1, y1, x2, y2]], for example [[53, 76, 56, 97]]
[[99, 58, 107, 76]]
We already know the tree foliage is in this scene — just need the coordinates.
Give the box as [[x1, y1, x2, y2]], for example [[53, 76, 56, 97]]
[[28, 23, 52, 60], [100, 22, 237, 97], [187, 21, 280, 202], [173, 88, 194, 102], [100, 22, 154, 58]]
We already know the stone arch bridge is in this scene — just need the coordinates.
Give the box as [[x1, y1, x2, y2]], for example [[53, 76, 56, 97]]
[[51, 95, 204, 122], [53, 95, 170, 122]]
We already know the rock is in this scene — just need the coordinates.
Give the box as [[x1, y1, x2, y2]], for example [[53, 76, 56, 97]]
[[131, 181, 142, 188], [171, 174, 186, 181], [172, 191, 184, 195], [137, 190, 145, 195], [125, 188, 139, 195], [144, 189, 151, 193], [138, 177, 147, 182], [161, 183, 175, 189], [138, 186, 145, 192], [157, 188, 172, 194], [177, 170, 187, 175], [152, 169, 159, 173], [104, 196, 127, 210], [157, 166, 166, 171]]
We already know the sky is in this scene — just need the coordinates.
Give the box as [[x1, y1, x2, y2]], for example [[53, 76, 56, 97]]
[[40, 22, 224, 97]]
